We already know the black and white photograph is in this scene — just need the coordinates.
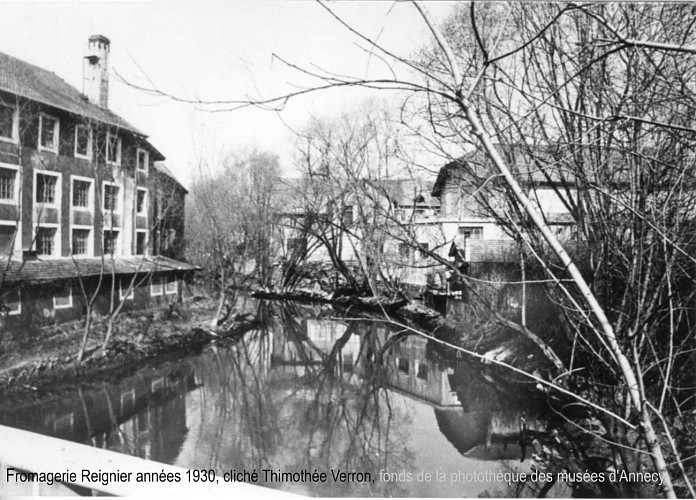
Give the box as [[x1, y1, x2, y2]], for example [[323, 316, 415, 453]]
[[0, 1, 694, 498]]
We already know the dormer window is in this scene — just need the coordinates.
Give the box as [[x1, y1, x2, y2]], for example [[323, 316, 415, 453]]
[[106, 132, 121, 165], [0, 103, 18, 143], [74, 125, 92, 159], [137, 148, 149, 172], [39, 114, 59, 153]]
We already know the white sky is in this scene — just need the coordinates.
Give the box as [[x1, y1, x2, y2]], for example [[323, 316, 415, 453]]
[[0, 1, 456, 188]]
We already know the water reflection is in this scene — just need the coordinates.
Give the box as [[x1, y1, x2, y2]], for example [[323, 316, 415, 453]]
[[0, 299, 546, 497]]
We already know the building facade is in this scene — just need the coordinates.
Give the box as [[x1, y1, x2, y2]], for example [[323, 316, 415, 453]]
[[0, 35, 196, 330], [431, 154, 576, 263]]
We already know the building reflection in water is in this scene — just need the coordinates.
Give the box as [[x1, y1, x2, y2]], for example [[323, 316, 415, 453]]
[[0, 299, 546, 497], [1, 364, 197, 465]]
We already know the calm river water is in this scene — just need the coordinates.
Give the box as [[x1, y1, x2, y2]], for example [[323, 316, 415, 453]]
[[0, 298, 548, 497]]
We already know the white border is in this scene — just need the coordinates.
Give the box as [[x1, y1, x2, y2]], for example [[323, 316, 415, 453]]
[[33, 169, 62, 258], [70, 225, 93, 257], [0, 103, 19, 144], [165, 275, 178, 294], [102, 228, 120, 256], [74, 124, 93, 160], [119, 278, 134, 300], [136, 148, 149, 173], [0, 162, 19, 204], [150, 276, 163, 296], [1, 287, 21, 315], [136, 187, 148, 215], [38, 113, 60, 153], [135, 229, 148, 256], [102, 180, 123, 215], [53, 283, 73, 310], [106, 131, 121, 166]]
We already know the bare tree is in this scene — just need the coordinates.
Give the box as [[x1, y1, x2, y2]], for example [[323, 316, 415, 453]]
[[187, 148, 281, 327], [289, 107, 431, 297], [124, 3, 696, 496]]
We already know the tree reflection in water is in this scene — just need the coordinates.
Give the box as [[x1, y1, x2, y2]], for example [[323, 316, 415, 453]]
[[0, 297, 548, 497], [185, 300, 414, 496]]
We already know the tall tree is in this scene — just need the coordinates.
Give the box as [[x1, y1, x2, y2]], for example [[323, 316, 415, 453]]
[[129, 3, 696, 496], [187, 148, 281, 327]]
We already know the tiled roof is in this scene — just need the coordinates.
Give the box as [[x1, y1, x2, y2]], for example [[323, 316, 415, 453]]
[[0, 51, 142, 135], [431, 144, 642, 198], [433, 145, 635, 198], [154, 162, 187, 193], [276, 177, 440, 212], [380, 179, 440, 209], [0, 256, 199, 285]]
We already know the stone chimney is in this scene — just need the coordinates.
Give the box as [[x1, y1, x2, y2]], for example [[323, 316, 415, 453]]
[[83, 35, 110, 108]]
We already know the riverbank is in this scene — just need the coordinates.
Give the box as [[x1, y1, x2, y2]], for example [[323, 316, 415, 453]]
[[0, 290, 552, 401], [0, 296, 259, 398]]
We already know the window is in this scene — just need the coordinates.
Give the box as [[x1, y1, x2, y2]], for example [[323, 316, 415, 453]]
[[0, 103, 18, 142], [286, 238, 305, 253], [36, 227, 57, 256], [151, 377, 165, 393], [137, 149, 149, 172], [36, 173, 58, 204], [39, 114, 59, 152], [416, 362, 429, 381], [0, 224, 17, 255], [72, 179, 91, 208], [71, 229, 90, 256], [74, 125, 92, 159], [0, 167, 16, 201], [119, 278, 134, 300], [136, 188, 147, 215], [165, 275, 178, 294], [150, 276, 163, 296], [165, 229, 176, 252], [103, 184, 120, 212], [135, 231, 147, 255], [418, 242, 429, 256], [120, 390, 135, 412], [106, 132, 121, 165], [342, 205, 354, 225], [397, 357, 409, 374], [1, 287, 21, 316], [458, 226, 483, 240], [53, 283, 72, 309], [398, 242, 410, 258], [103, 230, 119, 255]]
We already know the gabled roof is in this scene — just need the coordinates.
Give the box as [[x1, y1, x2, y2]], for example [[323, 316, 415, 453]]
[[380, 178, 440, 209], [432, 144, 638, 198], [154, 162, 187, 194], [1, 256, 199, 285], [0, 51, 143, 135], [432, 159, 467, 198]]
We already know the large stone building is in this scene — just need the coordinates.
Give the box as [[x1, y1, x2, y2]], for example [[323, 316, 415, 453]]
[[0, 35, 196, 330]]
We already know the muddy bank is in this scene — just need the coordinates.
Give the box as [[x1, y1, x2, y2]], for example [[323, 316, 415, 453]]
[[0, 299, 258, 399], [0, 290, 551, 405]]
